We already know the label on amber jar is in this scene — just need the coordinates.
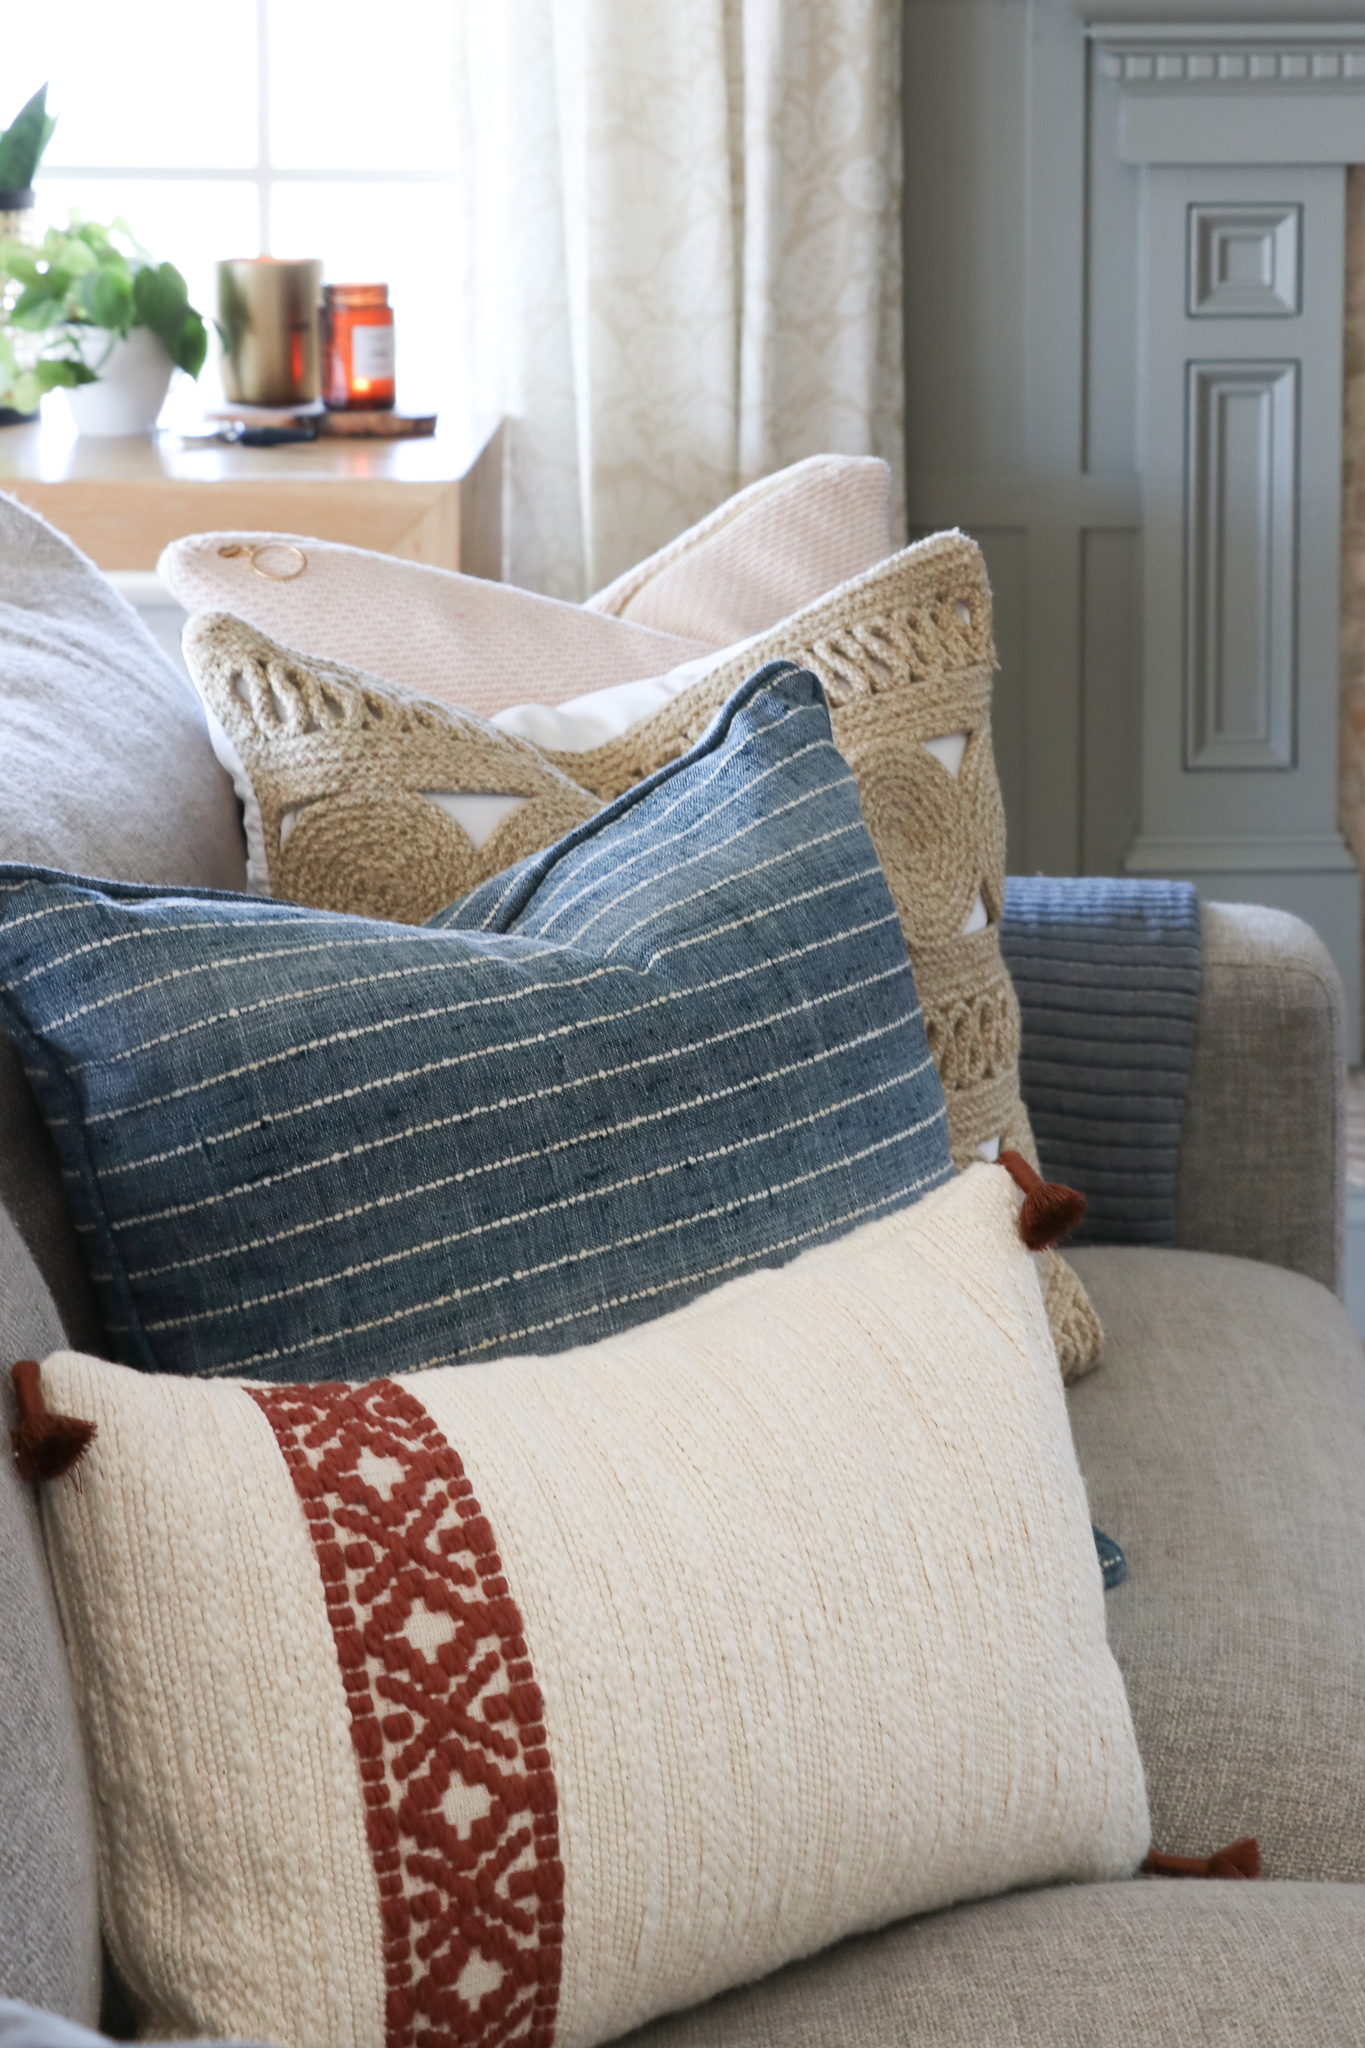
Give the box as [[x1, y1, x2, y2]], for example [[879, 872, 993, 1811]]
[[351, 323, 395, 381]]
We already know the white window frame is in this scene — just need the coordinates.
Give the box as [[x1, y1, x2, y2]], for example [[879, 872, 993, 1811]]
[[34, 0, 457, 258]]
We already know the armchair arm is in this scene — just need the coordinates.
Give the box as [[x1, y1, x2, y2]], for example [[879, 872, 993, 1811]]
[[1175, 903, 1346, 1296]]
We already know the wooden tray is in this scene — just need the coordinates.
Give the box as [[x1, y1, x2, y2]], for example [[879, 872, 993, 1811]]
[[315, 409, 437, 439]]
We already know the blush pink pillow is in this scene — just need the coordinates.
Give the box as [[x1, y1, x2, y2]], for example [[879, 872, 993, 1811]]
[[157, 537, 710, 717], [585, 453, 893, 646]]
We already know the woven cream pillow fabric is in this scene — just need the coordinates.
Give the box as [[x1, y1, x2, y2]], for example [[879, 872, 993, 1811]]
[[182, 613, 601, 918], [583, 453, 894, 646], [37, 1166, 1147, 2048], [157, 534, 711, 716]]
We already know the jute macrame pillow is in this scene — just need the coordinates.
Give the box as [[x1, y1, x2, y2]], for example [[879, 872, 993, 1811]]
[[181, 536, 1103, 1378], [183, 614, 600, 922]]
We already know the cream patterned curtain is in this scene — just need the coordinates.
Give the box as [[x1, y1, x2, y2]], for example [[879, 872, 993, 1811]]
[[457, 0, 904, 599]]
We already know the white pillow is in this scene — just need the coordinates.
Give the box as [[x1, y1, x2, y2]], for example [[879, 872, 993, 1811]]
[[36, 1166, 1145, 2048], [156, 534, 712, 716], [584, 453, 894, 645]]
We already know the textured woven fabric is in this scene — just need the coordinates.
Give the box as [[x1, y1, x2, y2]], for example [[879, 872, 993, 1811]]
[[0, 494, 245, 896], [184, 612, 601, 914], [612, 1882, 1365, 2048], [583, 456, 894, 645], [157, 534, 710, 716], [13, 1886, 1365, 2048], [1069, 1245, 1365, 1882], [1176, 904, 1345, 1294], [528, 536, 1102, 1378], [0, 1212, 100, 2027], [36, 1167, 1146, 2048], [0, 666, 953, 1381], [1001, 878, 1202, 1247]]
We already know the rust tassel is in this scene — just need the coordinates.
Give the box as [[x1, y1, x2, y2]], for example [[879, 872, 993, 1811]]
[[9, 1359, 96, 1484], [998, 1151, 1087, 1250], [1143, 1838, 1261, 1880]]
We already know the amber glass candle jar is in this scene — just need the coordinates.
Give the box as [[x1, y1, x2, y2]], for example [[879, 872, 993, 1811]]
[[320, 282, 396, 409]]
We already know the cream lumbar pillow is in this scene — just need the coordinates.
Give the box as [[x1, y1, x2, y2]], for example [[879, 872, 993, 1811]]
[[33, 1165, 1148, 2048], [183, 613, 600, 919]]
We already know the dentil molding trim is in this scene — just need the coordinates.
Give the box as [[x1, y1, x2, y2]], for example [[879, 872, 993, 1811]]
[[1080, 16, 1365, 163], [1096, 40, 1365, 88], [1074, 1, 1365, 21], [1089, 25, 1365, 89]]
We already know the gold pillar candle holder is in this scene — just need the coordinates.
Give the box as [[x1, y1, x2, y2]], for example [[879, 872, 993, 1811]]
[[217, 257, 323, 406]]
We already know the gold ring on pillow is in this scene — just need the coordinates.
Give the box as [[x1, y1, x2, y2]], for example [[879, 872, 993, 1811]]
[[215, 542, 308, 581]]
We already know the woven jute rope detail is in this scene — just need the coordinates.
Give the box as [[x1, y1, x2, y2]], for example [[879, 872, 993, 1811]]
[[185, 613, 600, 925]]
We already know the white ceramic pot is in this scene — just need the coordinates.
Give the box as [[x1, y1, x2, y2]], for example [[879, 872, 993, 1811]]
[[63, 326, 175, 436]]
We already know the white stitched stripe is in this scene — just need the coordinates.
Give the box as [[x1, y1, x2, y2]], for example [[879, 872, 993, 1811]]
[[109, 1009, 918, 1231], [197, 1151, 953, 1373], [75, 935, 575, 1066], [10, 908, 345, 987], [413, 1172, 944, 1362], [490, 695, 817, 931], [598, 819, 864, 961], [541, 751, 847, 947], [82, 940, 912, 1134], [38, 929, 562, 1035], [126, 1060, 934, 1280], [641, 867, 887, 974]]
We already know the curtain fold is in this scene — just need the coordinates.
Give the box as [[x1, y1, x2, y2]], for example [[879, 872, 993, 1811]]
[[457, 0, 903, 600]]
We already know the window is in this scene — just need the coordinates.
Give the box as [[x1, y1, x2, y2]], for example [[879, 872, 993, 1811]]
[[9, 0, 463, 413]]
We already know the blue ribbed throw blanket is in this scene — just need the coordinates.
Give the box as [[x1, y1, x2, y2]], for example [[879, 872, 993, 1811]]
[[1000, 877, 1202, 1247]]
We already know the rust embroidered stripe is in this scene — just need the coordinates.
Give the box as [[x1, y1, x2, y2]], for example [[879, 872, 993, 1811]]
[[250, 1378, 563, 2048]]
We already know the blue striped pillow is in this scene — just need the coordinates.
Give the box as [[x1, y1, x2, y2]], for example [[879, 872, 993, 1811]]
[[0, 663, 953, 1381]]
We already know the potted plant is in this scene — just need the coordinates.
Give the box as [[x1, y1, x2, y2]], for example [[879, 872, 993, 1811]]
[[0, 214, 208, 435]]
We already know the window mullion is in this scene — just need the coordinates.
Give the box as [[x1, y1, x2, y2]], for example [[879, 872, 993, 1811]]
[[257, 0, 272, 255]]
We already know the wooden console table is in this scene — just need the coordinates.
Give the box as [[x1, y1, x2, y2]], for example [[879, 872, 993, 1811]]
[[0, 411, 503, 578]]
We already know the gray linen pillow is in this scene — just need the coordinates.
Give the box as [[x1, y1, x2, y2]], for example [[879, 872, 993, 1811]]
[[0, 492, 246, 890], [0, 1209, 101, 2027], [0, 492, 248, 1325]]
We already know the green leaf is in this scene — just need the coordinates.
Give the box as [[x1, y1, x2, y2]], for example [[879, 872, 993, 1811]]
[[59, 236, 99, 278], [132, 260, 187, 337], [0, 245, 42, 288], [173, 307, 208, 378], [4, 370, 41, 412], [32, 357, 97, 392], [77, 264, 134, 333], [0, 86, 56, 191], [8, 282, 64, 328], [132, 262, 205, 376]]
